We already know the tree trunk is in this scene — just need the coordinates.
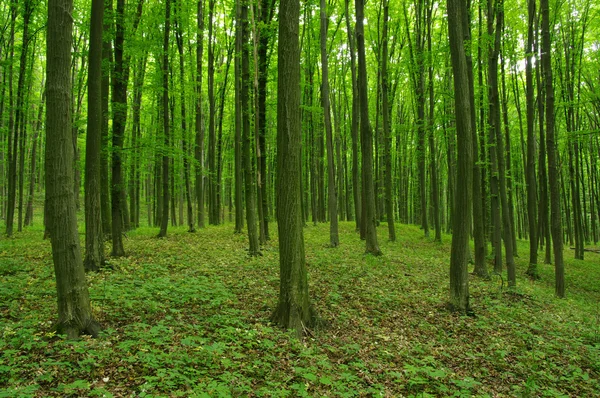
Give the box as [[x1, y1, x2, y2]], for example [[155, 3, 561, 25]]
[[84, 0, 105, 272], [234, 1, 244, 234], [101, 0, 112, 238], [344, 0, 361, 232], [207, 0, 219, 225], [158, 0, 171, 238], [241, 0, 260, 255], [175, 0, 195, 233], [525, 0, 538, 277], [5, 2, 16, 237], [25, 87, 45, 226], [320, 0, 339, 247], [271, 0, 316, 335], [541, 0, 565, 297], [380, 0, 396, 242], [447, 0, 473, 312], [46, 0, 100, 338], [195, 0, 206, 229], [355, 0, 381, 255]]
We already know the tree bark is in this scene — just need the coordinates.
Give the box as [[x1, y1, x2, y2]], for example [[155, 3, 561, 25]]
[[319, 0, 339, 247], [84, 0, 105, 272], [344, 0, 361, 233], [241, 0, 260, 255], [447, 0, 473, 312], [525, 0, 538, 277], [355, 0, 381, 255], [271, 0, 316, 335], [46, 0, 100, 338], [541, 0, 565, 297], [158, 0, 171, 238]]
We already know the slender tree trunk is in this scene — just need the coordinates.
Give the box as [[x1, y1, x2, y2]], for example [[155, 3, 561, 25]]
[[25, 88, 45, 226], [426, 0, 441, 243], [541, 0, 564, 297], [195, 0, 206, 229], [46, 0, 100, 338], [100, 0, 112, 238], [525, 0, 538, 277], [16, 0, 33, 233], [355, 0, 381, 255], [381, 0, 396, 242], [84, 0, 105, 272], [5, 1, 17, 237], [158, 0, 171, 238], [234, 1, 244, 233], [319, 0, 339, 247], [241, 0, 260, 255], [345, 0, 361, 232], [256, 0, 275, 241], [175, 0, 195, 233], [207, 0, 218, 225]]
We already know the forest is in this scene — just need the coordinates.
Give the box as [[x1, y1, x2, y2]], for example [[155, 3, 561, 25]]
[[0, 0, 599, 395]]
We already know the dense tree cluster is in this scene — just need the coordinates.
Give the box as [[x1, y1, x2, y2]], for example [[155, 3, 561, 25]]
[[1, 0, 600, 334]]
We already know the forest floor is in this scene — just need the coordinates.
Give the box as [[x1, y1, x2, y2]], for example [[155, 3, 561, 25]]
[[1, 221, 599, 397]]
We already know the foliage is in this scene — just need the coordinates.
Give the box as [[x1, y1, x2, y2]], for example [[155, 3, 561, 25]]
[[1, 222, 599, 396]]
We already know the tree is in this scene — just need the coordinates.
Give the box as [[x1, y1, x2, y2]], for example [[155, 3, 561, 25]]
[[271, 0, 316, 336], [344, 0, 361, 233], [355, 0, 381, 255], [158, 0, 171, 238], [541, 0, 564, 297], [175, 0, 195, 233], [84, 0, 105, 272], [46, 0, 100, 338], [241, 0, 260, 256], [381, 0, 396, 242], [447, 0, 473, 312], [319, 0, 339, 247], [525, 0, 538, 277]]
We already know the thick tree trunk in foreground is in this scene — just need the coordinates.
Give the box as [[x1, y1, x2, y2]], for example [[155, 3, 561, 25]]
[[447, 0, 472, 312], [195, 0, 206, 229], [46, 0, 100, 338], [84, 0, 105, 272], [271, 0, 316, 336], [355, 0, 381, 255]]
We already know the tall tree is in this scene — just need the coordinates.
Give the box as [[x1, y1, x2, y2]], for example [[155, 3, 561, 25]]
[[46, 0, 100, 338], [207, 0, 218, 225], [195, 0, 206, 229], [382, 0, 396, 242], [355, 0, 381, 255], [344, 0, 361, 233], [110, 0, 143, 253], [84, 0, 105, 272], [158, 0, 171, 238], [320, 0, 339, 247], [175, 0, 195, 233], [541, 0, 564, 297], [5, 0, 17, 236], [271, 0, 316, 335], [525, 0, 538, 277], [447, 0, 473, 312], [241, 0, 260, 255]]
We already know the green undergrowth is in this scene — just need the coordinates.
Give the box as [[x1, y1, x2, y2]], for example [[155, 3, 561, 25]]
[[1, 221, 599, 397]]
